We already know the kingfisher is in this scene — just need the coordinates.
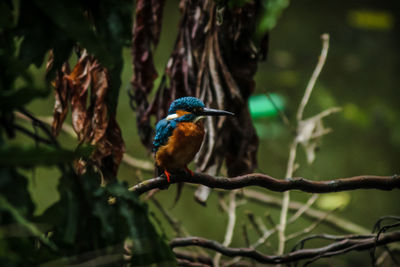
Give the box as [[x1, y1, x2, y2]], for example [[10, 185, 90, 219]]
[[153, 97, 234, 182]]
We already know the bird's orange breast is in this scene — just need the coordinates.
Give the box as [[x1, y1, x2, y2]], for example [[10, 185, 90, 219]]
[[156, 121, 205, 172]]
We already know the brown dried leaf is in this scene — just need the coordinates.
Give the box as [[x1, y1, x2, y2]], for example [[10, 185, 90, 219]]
[[213, 31, 243, 102], [49, 48, 126, 180], [90, 61, 109, 143], [131, 0, 165, 148], [151, 0, 166, 46], [92, 116, 125, 180], [66, 52, 91, 141], [51, 62, 71, 136]]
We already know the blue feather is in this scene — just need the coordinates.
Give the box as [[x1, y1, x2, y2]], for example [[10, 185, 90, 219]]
[[168, 97, 204, 114], [153, 97, 204, 152], [153, 119, 177, 152], [152, 114, 198, 152]]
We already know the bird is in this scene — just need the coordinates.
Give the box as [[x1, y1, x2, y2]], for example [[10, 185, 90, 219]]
[[153, 97, 234, 182]]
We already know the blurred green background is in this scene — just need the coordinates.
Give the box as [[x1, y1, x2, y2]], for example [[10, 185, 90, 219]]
[[17, 0, 399, 265]]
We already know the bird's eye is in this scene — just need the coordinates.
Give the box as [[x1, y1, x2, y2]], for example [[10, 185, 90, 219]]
[[193, 107, 203, 114]]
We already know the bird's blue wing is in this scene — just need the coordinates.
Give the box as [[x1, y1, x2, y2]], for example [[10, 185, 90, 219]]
[[153, 119, 177, 152]]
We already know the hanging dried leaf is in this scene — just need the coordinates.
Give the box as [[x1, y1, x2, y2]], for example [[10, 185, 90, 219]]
[[67, 51, 92, 141], [92, 116, 125, 179], [131, 0, 265, 204], [48, 49, 125, 181], [47, 52, 71, 137], [130, 0, 165, 148], [90, 61, 110, 144]]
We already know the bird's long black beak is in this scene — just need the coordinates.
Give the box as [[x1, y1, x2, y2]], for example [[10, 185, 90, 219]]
[[202, 107, 235, 116]]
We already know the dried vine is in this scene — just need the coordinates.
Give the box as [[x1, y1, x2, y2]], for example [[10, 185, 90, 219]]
[[170, 231, 400, 265], [130, 172, 400, 195]]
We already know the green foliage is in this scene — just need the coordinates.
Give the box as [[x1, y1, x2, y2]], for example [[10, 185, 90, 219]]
[[37, 170, 175, 265], [256, 0, 290, 38], [0, 167, 37, 266], [0, 145, 94, 167], [0, 87, 49, 111], [0, 0, 175, 265]]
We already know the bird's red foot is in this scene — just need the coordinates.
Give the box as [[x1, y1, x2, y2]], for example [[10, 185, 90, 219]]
[[185, 166, 194, 176], [164, 170, 172, 183]]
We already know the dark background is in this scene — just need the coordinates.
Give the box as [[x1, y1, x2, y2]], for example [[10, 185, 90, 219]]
[[20, 0, 400, 265]]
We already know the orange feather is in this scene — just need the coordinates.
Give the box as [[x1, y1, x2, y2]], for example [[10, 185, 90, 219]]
[[155, 120, 205, 172]]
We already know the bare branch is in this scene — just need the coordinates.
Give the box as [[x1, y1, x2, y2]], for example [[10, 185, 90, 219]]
[[13, 123, 54, 145], [15, 109, 60, 147], [129, 172, 400, 196], [170, 231, 400, 264], [214, 191, 237, 266], [296, 33, 330, 121], [278, 33, 331, 256], [287, 194, 319, 225], [286, 208, 337, 242], [241, 189, 369, 234], [123, 153, 154, 172], [278, 140, 297, 254], [185, 184, 369, 235], [174, 249, 251, 267], [177, 258, 212, 267], [151, 197, 188, 237]]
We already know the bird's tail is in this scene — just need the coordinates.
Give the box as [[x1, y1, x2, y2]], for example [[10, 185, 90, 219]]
[[170, 182, 184, 209], [155, 164, 163, 177]]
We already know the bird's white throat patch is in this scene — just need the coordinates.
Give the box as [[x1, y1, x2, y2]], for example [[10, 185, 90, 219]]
[[166, 113, 205, 122], [166, 113, 179, 120]]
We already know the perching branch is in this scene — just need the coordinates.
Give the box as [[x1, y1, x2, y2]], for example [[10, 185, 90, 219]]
[[170, 231, 400, 265], [129, 172, 400, 196]]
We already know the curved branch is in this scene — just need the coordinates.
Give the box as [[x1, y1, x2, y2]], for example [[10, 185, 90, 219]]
[[129, 172, 400, 195], [170, 231, 400, 264]]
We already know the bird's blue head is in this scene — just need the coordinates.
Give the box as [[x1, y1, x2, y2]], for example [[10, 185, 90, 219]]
[[167, 97, 234, 119], [168, 97, 205, 115], [153, 97, 235, 152]]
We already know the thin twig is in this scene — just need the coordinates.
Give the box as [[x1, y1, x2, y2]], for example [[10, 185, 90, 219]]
[[214, 191, 237, 267], [15, 109, 60, 147], [174, 249, 251, 267], [246, 211, 263, 236], [242, 224, 250, 248], [278, 33, 330, 255], [241, 189, 369, 234], [123, 153, 154, 172], [266, 92, 291, 129], [287, 194, 318, 225], [296, 34, 330, 121], [151, 197, 189, 237], [286, 208, 337, 242], [278, 140, 297, 254], [264, 213, 276, 228], [170, 231, 400, 265], [187, 184, 370, 235], [13, 123, 54, 145]]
